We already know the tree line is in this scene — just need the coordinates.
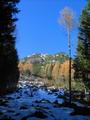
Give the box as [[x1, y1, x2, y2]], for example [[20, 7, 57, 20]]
[[74, 0, 90, 90]]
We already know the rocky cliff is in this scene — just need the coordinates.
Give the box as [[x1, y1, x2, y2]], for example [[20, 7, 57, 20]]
[[19, 53, 74, 80]]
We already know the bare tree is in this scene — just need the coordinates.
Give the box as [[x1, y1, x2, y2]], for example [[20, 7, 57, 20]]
[[58, 7, 75, 103]]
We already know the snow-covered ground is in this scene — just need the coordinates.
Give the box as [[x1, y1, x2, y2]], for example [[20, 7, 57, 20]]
[[0, 80, 90, 120]]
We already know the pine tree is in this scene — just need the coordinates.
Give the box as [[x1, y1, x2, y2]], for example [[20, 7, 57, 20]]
[[0, 0, 20, 93], [74, 0, 90, 89]]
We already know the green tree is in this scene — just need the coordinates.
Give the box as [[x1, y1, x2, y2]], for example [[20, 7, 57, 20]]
[[74, 0, 90, 89], [31, 63, 41, 77], [0, 0, 20, 93]]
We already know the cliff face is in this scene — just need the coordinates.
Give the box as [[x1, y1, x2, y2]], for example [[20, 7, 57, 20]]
[[19, 59, 74, 80], [52, 62, 61, 80], [44, 60, 74, 80], [59, 60, 74, 79]]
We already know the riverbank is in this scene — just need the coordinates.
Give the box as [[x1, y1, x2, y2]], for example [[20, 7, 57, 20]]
[[0, 78, 90, 120]]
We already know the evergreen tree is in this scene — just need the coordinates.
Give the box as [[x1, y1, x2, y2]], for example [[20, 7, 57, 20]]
[[0, 0, 20, 93], [74, 0, 90, 89]]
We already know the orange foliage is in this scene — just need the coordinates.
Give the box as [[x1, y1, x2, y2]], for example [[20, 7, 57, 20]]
[[18, 62, 32, 73], [52, 62, 61, 80], [19, 60, 74, 80]]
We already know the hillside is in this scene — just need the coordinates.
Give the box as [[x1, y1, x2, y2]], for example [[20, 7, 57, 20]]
[[18, 53, 85, 90], [19, 53, 71, 78]]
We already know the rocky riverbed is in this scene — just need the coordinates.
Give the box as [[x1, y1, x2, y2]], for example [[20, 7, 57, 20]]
[[0, 78, 90, 120]]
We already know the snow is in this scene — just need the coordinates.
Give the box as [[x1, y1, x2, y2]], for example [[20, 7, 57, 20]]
[[0, 80, 90, 120]]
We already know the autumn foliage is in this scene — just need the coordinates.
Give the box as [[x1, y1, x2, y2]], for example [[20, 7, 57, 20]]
[[19, 59, 74, 81]]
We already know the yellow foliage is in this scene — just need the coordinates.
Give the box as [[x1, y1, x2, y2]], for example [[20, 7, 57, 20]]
[[52, 62, 61, 80], [18, 62, 32, 73], [19, 60, 74, 80], [45, 63, 54, 78]]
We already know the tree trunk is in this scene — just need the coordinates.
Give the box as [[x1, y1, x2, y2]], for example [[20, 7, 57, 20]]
[[68, 29, 72, 104]]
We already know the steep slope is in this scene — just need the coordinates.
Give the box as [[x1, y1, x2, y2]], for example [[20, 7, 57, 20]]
[[19, 53, 74, 80]]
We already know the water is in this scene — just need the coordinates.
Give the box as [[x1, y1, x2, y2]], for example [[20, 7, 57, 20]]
[[0, 82, 90, 120]]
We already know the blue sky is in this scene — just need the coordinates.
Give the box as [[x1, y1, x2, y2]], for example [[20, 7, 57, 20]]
[[16, 0, 86, 59]]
